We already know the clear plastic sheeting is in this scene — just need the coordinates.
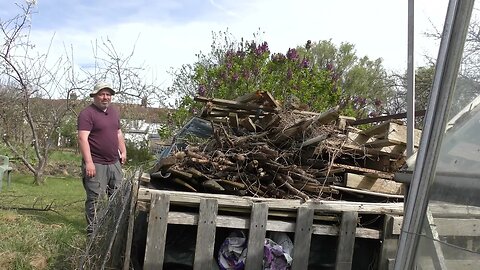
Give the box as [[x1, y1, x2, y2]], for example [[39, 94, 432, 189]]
[[413, 2, 480, 268]]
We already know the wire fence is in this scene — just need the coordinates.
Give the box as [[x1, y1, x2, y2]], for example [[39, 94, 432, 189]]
[[78, 170, 139, 270]]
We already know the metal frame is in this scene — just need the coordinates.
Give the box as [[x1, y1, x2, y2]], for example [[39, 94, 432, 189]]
[[394, 0, 475, 269]]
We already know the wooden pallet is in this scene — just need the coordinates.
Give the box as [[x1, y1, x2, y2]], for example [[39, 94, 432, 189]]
[[132, 188, 405, 270], [123, 188, 480, 270]]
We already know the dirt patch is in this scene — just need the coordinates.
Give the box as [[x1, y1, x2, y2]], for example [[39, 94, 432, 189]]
[[0, 251, 17, 269], [45, 162, 82, 177], [29, 254, 48, 270], [0, 213, 18, 223]]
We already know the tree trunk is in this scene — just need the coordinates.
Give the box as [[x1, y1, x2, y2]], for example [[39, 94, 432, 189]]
[[33, 166, 46, 185]]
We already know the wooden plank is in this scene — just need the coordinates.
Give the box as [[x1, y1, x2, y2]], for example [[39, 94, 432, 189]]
[[321, 141, 404, 159], [425, 209, 447, 270], [138, 188, 406, 215], [245, 203, 268, 270], [345, 133, 407, 157], [345, 173, 404, 195], [335, 211, 358, 270], [166, 211, 380, 239], [123, 179, 139, 270], [291, 207, 314, 270], [392, 216, 480, 236], [262, 91, 281, 108], [143, 193, 170, 270], [378, 215, 399, 270], [386, 122, 422, 147], [331, 185, 405, 199], [364, 139, 404, 148], [360, 121, 391, 138], [193, 199, 218, 270], [240, 117, 256, 132]]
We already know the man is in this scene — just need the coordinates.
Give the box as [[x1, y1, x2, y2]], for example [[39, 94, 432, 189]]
[[77, 81, 127, 235]]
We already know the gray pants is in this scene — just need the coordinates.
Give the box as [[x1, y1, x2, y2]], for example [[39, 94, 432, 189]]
[[82, 161, 123, 234]]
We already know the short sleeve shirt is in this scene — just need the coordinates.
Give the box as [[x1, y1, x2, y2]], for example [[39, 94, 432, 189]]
[[77, 104, 121, 164]]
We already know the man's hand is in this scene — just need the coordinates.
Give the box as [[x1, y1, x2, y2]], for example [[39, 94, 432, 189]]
[[120, 152, 127, 165], [85, 162, 96, 177]]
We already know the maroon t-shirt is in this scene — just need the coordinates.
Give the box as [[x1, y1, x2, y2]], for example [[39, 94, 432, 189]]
[[77, 104, 121, 164]]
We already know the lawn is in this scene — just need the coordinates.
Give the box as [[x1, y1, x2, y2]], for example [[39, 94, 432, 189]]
[[0, 174, 87, 270]]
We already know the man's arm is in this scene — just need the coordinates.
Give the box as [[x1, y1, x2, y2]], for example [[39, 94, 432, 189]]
[[78, 130, 96, 177], [118, 129, 127, 164]]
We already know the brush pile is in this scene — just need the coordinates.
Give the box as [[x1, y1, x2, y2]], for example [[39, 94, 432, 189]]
[[144, 91, 420, 201]]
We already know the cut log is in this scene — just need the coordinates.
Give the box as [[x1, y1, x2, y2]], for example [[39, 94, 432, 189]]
[[150, 155, 177, 173], [167, 168, 193, 179], [331, 163, 394, 180]]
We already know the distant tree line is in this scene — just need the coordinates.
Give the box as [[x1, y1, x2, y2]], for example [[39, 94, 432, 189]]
[[2, 2, 480, 184]]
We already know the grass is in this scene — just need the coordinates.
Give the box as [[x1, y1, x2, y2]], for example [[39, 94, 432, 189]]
[[0, 174, 87, 270]]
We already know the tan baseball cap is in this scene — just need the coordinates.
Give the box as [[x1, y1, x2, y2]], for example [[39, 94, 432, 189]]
[[90, 82, 115, 97]]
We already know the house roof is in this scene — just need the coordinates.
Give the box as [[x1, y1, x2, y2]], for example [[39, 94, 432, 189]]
[[29, 98, 173, 123]]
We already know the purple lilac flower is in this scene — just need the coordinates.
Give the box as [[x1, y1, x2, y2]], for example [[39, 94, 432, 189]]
[[256, 41, 270, 55], [374, 98, 382, 107], [286, 48, 299, 61], [301, 58, 309, 68], [198, 85, 206, 96]]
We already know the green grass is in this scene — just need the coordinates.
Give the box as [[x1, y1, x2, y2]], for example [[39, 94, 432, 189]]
[[49, 149, 80, 163], [0, 174, 86, 270]]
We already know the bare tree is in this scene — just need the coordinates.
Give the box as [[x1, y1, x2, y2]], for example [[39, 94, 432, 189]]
[[0, 2, 166, 184], [80, 37, 165, 107], [0, 2, 81, 184]]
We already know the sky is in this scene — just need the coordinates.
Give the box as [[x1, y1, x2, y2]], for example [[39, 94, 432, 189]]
[[1, 0, 452, 89]]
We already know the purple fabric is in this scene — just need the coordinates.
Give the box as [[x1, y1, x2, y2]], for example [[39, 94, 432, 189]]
[[263, 238, 292, 270], [218, 231, 247, 270], [77, 104, 120, 164], [218, 231, 292, 270]]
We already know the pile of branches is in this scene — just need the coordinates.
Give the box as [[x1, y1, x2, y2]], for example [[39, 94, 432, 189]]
[[147, 91, 409, 201]]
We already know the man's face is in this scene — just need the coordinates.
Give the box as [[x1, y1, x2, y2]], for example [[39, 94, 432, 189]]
[[93, 89, 113, 110]]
